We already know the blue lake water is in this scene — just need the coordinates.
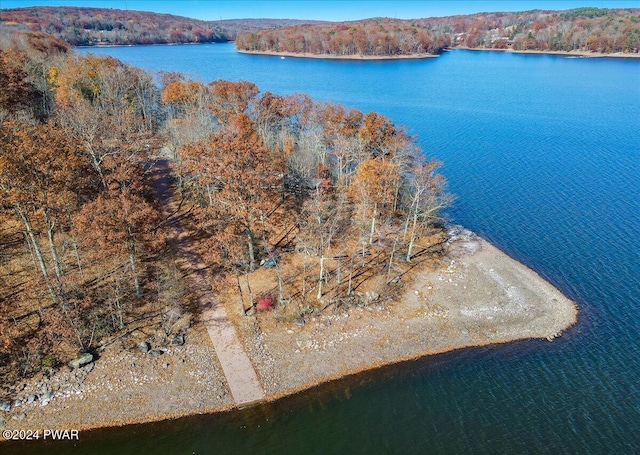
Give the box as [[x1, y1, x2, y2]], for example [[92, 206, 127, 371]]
[[10, 43, 639, 454]]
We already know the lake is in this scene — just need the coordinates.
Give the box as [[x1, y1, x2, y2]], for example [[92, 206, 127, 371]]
[[10, 43, 640, 454]]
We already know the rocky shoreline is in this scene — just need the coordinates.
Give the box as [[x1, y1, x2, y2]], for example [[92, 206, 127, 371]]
[[0, 230, 577, 435]]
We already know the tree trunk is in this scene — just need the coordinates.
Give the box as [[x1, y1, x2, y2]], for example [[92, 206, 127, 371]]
[[246, 228, 256, 271], [406, 207, 419, 262], [244, 269, 254, 308], [387, 238, 398, 282], [129, 251, 142, 298], [114, 276, 125, 330], [369, 203, 377, 245], [15, 205, 55, 299], [23, 231, 40, 278], [71, 234, 84, 279], [317, 255, 324, 300], [301, 252, 307, 299], [347, 253, 355, 296], [43, 209, 63, 282], [275, 261, 284, 303], [206, 184, 214, 208], [235, 271, 246, 316]]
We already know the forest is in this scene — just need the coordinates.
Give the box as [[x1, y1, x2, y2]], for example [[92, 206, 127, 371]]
[[0, 7, 324, 46], [2, 6, 639, 54], [237, 7, 640, 56], [0, 30, 450, 387]]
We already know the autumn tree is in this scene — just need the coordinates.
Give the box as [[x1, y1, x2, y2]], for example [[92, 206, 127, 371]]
[[51, 54, 159, 187], [349, 157, 400, 245], [0, 49, 39, 120], [179, 113, 283, 272], [402, 159, 451, 261], [0, 120, 90, 297], [298, 181, 345, 300], [208, 79, 259, 124], [160, 73, 213, 158]]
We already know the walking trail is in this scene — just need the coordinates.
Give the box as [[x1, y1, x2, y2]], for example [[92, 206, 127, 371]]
[[151, 159, 265, 407]]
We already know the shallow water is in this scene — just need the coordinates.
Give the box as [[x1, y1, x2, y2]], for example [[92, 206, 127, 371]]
[[6, 43, 639, 454]]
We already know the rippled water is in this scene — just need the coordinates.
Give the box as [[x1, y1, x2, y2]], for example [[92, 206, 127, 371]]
[[7, 43, 639, 454]]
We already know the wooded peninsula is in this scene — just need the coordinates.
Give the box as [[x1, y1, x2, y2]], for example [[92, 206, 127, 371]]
[[0, 24, 576, 432]]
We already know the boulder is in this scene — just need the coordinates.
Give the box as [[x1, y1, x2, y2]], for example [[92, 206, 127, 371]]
[[148, 349, 164, 357], [137, 341, 150, 353], [39, 389, 54, 407], [170, 333, 185, 346], [68, 353, 93, 369], [0, 400, 11, 412], [169, 314, 191, 335]]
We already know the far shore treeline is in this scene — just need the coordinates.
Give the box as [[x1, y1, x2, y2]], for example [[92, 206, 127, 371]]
[[0, 30, 450, 388], [1, 6, 639, 55]]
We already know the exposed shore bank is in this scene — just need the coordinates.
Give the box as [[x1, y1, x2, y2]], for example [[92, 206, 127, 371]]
[[460, 47, 640, 59], [237, 47, 640, 60], [236, 49, 439, 60], [0, 230, 577, 435]]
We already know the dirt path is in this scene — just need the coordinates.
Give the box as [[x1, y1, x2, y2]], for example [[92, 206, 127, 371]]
[[150, 159, 265, 407]]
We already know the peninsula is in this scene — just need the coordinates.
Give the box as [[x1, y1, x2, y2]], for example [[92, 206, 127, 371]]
[[235, 49, 438, 60], [1, 28, 576, 435]]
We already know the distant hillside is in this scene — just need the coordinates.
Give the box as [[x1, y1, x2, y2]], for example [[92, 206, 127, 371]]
[[237, 8, 640, 56], [0, 6, 326, 45], [423, 7, 640, 53], [1, 6, 638, 55]]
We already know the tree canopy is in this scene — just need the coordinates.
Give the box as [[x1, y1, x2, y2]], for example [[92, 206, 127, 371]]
[[0, 30, 450, 386]]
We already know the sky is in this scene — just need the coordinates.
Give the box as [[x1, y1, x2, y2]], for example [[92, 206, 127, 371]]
[[1, 0, 637, 21]]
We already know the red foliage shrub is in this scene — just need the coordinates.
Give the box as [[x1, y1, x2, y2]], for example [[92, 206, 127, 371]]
[[256, 295, 274, 312]]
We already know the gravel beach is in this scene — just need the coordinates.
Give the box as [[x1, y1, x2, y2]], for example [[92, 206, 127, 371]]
[[0, 231, 577, 434]]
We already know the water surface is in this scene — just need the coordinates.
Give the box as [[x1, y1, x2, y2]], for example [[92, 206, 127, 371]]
[[8, 43, 638, 454]]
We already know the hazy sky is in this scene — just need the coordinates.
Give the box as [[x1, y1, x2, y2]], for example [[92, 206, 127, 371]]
[[1, 1, 637, 21]]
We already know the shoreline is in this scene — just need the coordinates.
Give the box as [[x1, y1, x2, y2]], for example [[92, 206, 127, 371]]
[[236, 46, 640, 60], [235, 48, 439, 60], [0, 231, 578, 436], [458, 46, 640, 59], [72, 42, 640, 60]]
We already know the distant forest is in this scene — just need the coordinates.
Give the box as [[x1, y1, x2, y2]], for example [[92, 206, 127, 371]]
[[237, 8, 640, 56], [1, 6, 639, 54], [0, 7, 324, 45]]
